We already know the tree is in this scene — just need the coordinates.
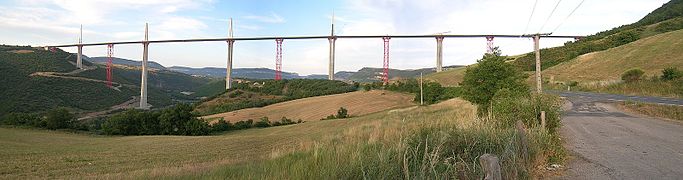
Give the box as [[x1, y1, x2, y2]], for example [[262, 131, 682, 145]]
[[336, 107, 349, 119], [254, 117, 271, 128], [44, 108, 74, 130], [460, 49, 529, 113], [621, 68, 645, 82]]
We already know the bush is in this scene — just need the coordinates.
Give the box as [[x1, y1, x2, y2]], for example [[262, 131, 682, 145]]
[[184, 119, 210, 135], [461, 50, 529, 114], [254, 117, 271, 128], [44, 108, 74, 130], [211, 118, 233, 132], [492, 91, 562, 133], [661, 67, 683, 81], [1, 112, 42, 127], [336, 107, 349, 119], [102, 104, 210, 136], [621, 68, 645, 82], [235, 119, 254, 129]]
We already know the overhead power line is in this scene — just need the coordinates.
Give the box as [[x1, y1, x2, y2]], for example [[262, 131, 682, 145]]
[[538, 0, 563, 33], [522, 0, 540, 35], [551, 0, 587, 33]]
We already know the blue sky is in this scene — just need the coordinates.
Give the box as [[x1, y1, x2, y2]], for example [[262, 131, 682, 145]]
[[0, 0, 669, 75]]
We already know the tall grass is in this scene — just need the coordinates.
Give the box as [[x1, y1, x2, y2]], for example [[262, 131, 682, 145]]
[[577, 78, 683, 98], [165, 96, 565, 179]]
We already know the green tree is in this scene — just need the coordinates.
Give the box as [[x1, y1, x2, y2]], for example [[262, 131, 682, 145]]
[[621, 68, 645, 82], [460, 49, 529, 113], [44, 108, 74, 130]]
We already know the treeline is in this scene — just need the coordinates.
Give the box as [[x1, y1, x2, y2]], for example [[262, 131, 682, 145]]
[[1, 104, 302, 136], [362, 79, 461, 105], [513, 0, 683, 71], [196, 79, 359, 115]]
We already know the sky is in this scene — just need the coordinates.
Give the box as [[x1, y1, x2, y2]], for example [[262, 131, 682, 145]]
[[0, 0, 670, 75]]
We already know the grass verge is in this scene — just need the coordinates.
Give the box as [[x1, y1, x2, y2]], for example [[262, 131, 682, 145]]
[[617, 101, 683, 121]]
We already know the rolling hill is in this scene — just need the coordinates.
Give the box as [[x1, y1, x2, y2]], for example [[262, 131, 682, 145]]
[[88, 56, 167, 70], [513, 0, 683, 71], [543, 29, 683, 83], [0, 45, 210, 116], [202, 90, 415, 122], [424, 67, 467, 87]]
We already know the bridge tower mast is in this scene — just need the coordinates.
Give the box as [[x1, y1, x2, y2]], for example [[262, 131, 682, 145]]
[[106, 44, 113, 87], [275, 38, 283, 80], [382, 37, 390, 85], [226, 18, 235, 89], [328, 11, 337, 80]]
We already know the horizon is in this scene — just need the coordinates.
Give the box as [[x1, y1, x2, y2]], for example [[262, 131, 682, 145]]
[[0, 0, 669, 75]]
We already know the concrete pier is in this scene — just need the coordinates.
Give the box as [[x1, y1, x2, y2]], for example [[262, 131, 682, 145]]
[[140, 23, 149, 109], [435, 36, 444, 72], [226, 19, 234, 89], [328, 37, 336, 80]]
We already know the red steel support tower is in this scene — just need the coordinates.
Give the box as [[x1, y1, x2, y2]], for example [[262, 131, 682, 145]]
[[486, 36, 494, 54], [275, 38, 283, 80], [382, 37, 391, 84], [106, 44, 113, 87]]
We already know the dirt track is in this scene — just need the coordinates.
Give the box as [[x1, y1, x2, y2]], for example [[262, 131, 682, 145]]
[[557, 96, 683, 179]]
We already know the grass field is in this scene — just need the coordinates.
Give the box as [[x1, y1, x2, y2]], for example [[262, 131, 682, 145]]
[[543, 29, 683, 83], [424, 67, 467, 87], [0, 98, 473, 179], [202, 90, 415, 122]]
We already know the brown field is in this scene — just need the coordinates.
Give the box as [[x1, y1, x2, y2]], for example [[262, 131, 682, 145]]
[[202, 90, 415, 122]]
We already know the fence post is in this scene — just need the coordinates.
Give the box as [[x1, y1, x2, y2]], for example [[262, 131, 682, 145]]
[[541, 111, 546, 129], [479, 154, 502, 180]]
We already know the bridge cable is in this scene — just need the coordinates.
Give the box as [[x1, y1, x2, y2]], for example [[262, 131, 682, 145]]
[[538, 0, 563, 33], [522, 0, 540, 36], [551, 0, 586, 34]]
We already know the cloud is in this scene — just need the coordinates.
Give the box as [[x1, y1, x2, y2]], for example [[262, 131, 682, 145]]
[[244, 12, 286, 24]]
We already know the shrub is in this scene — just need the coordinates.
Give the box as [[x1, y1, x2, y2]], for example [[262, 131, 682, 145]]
[[661, 67, 683, 81], [44, 108, 74, 130], [1, 112, 41, 127], [621, 68, 645, 82], [211, 118, 233, 132], [336, 107, 349, 119], [184, 119, 210, 135], [234, 119, 254, 129], [158, 104, 196, 135], [254, 117, 271, 128]]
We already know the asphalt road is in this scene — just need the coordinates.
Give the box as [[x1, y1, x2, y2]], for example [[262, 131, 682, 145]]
[[556, 94, 683, 180], [548, 90, 683, 106]]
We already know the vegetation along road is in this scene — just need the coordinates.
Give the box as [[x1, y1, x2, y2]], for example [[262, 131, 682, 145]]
[[557, 94, 683, 179], [550, 90, 683, 106]]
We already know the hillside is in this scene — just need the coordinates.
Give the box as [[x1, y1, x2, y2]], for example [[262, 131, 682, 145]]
[[202, 90, 415, 122], [194, 79, 358, 115], [0, 45, 210, 116], [88, 57, 167, 70], [424, 67, 467, 87], [544, 29, 683, 83], [513, 0, 683, 71], [169, 66, 317, 79], [347, 67, 437, 82]]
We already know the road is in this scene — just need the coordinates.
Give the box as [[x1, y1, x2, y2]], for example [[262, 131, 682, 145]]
[[556, 92, 683, 179]]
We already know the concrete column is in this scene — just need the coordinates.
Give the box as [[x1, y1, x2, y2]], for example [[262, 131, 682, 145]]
[[328, 37, 336, 80], [226, 40, 234, 89], [77, 45, 83, 69], [534, 35, 542, 94], [436, 36, 444, 72], [140, 23, 149, 109]]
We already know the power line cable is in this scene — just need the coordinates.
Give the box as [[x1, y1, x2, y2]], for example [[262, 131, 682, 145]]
[[522, 0, 539, 35], [538, 0, 563, 33], [551, 0, 586, 33]]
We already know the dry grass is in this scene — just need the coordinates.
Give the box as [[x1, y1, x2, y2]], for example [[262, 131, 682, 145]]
[[202, 90, 415, 122], [543, 29, 683, 83], [9, 50, 34, 54], [0, 98, 474, 179], [424, 67, 467, 87], [617, 101, 683, 121]]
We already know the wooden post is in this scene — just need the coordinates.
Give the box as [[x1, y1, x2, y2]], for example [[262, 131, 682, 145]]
[[541, 111, 546, 129]]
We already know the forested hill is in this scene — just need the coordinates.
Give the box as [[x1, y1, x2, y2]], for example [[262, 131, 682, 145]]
[[513, 0, 683, 71], [0, 45, 210, 116]]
